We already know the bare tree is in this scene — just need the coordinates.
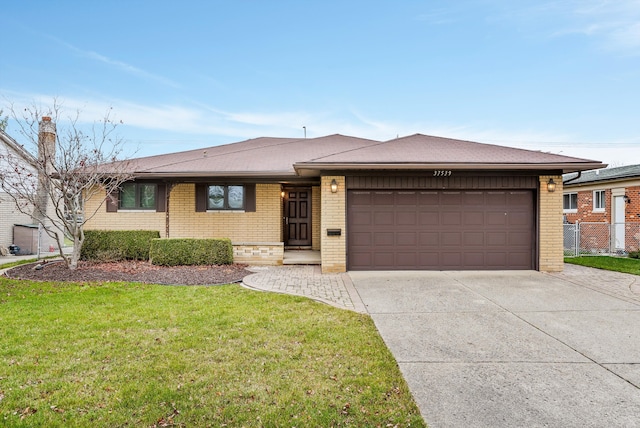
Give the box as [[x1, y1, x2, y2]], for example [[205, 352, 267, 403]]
[[0, 101, 133, 269]]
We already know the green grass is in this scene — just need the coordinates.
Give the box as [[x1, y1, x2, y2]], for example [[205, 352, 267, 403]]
[[565, 256, 640, 275], [0, 278, 425, 427], [0, 259, 41, 270]]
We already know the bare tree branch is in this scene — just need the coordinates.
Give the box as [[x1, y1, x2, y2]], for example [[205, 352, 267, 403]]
[[0, 100, 134, 269]]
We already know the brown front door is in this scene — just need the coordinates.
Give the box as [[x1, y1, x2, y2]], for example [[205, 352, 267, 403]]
[[284, 187, 311, 247]]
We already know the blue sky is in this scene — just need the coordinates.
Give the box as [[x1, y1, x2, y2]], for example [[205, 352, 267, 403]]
[[2, 0, 639, 166]]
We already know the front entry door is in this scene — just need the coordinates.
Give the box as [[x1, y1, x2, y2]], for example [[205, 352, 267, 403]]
[[284, 187, 312, 247]]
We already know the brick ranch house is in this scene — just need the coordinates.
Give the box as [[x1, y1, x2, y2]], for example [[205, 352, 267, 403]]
[[85, 134, 603, 273], [563, 164, 640, 252]]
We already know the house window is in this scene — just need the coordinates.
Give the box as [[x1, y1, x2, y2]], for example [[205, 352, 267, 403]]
[[594, 190, 605, 212], [207, 185, 244, 210], [119, 183, 157, 210], [563, 193, 577, 212]]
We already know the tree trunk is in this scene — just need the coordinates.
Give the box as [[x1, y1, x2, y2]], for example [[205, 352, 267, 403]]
[[67, 234, 82, 270]]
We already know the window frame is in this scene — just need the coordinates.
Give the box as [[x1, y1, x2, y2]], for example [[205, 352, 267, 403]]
[[563, 192, 577, 213], [593, 190, 606, 212], [119, 182, 158, 211], [206, 184, 245, 211]]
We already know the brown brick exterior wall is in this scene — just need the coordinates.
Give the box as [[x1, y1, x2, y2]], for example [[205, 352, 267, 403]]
[[539, 175, 564, 272], [320, 176, 346, 273], [564, 189, 610, 224], [624, 186, 640, 222]]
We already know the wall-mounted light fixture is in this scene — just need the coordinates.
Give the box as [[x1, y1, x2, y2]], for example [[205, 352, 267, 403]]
[[547, 178, 556, 193], [624, 195, 631, 204], [281, 190, 285, 198], [330, 179, 338, 193]]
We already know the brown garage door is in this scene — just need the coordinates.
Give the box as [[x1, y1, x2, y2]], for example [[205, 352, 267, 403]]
[[347, 190, 534, 270]]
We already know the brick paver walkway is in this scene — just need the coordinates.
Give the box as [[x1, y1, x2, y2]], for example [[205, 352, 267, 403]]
[[548, 263, 640, 304], [242, 265, 367, 313]]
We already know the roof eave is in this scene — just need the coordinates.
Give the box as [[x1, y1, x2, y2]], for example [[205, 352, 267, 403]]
[[128, 170, 298, 180], [293, 162, 607, 176]]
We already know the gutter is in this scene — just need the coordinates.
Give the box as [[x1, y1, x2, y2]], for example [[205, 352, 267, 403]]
[[293, 162, 606, 175], [562, 171, 582, 185]]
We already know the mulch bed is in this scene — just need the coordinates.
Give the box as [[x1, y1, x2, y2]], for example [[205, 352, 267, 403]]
[[4, 260, 253, 286]]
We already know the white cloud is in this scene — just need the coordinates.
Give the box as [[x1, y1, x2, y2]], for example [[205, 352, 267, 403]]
[[52, 37, 181, 88], [3, 89, 634, 166], [552, 0, 640, 53]]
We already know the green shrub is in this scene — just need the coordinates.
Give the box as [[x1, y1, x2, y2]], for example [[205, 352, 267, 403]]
[[82, 230, 161, 261], [629, 251, 640, 259], [149, 238, 233, 266]]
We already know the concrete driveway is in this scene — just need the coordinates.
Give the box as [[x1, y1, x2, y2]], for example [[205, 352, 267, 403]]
[[349, 268, 640, 428]]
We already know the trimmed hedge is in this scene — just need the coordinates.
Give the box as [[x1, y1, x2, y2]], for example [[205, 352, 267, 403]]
[[82, 230, 161, 261], [149, 238, 233, 266]]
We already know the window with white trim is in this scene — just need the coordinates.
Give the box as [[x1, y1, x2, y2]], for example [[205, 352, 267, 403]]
[[563, 193, 577, 212], [593, 190, 605, 212]]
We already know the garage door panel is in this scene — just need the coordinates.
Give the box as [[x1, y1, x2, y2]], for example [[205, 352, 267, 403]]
[[509, 212, 531, 226], [464, 211, 484, 225], [486, 232, 507, 246], [464, 232, 485, 246], [397, 211, 417, 225], [441, 192, 462, 204], [396, 192, 417, 205], [348, 189, 534, 270], [486, 212, 507, 226], [419, 232, 439, 245], [374, 232, 395, 246], [373, 192, 394, 205], [350, 232, 372, 246], [487, 192, 507, 204], [509, 252, 532, 268], [441, 232, 462, 245], [374, 252, 394, 267], [464, 252, 485, 266], [374, 212, 394, 225], [463, 192, 485, 205], [396, 232, 417, 246], [420, 212, 439, 225], [486, 252, 508, 267], [442, 212, 462, 225], [419, 252, 440, 266], [351, 212, 372, 226], [396, 252, 417, 267], [441, 252, 462, 267]]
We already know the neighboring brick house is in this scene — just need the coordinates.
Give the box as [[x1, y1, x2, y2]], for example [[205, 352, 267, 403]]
[[563, 164, 640, 252], [86, 134, 604, 272]]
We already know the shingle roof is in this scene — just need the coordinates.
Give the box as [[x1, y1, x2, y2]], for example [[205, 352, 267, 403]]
[[563, 164, 640, 186], [109, 133, 604, 179]]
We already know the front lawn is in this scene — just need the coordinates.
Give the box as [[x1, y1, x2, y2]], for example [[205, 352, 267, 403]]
[[565, 256, 640, 276], [0, 278, 425, 427]]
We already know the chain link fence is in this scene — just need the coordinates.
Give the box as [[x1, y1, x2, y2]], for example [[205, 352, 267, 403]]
[[564, 222, 640, 257]]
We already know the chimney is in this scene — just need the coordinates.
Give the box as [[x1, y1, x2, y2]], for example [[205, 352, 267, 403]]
[[38, 116, 56, 172], [32, 117, 57, 224]]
